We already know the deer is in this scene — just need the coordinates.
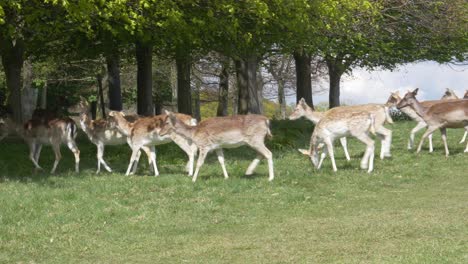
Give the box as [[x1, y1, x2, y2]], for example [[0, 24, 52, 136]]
[[396, 88, 468, 156], [459, 90, 468, 144], [386, 89, 459, 152], [68, 97, 152, 174], [289, 98, 351, 161], [23, 116, 80, 173], [291, 99, 393, 161], [108, 111, 197, 177], [304, 107, 378, 173], [159, 111, 274, 182]]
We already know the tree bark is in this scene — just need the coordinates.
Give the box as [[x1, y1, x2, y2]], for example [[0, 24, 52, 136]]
[[193, 76, 201, 121], [135, 41, 154, 116], [326, 57, 345, 108], [176, 56, 192, 115], [235, 55, 261, 114], [97, 74, 106, 118], [278, 79, 286, 119], [256, 68, 264, 114], [21, 58, 37, 121], [40, 80, 48, 109], [216, 58, 229, 117], [1, 39, 25, 123], [293, 51, 314, 108], [106, 51, 122, 111]]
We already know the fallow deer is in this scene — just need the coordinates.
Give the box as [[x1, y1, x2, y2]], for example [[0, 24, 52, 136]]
[[68, 97, 152, 174], [109, 111, 197, 177], [159, 112, 274, 182], [303, 105, 385, 173], [397, 88, 468, 156], [386, 89, 459, 152], [22, 116, 81, 173], [288, 98, 351, 161]]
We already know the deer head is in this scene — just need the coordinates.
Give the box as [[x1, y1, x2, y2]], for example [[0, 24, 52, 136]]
[[289, 98, 311, 120], [385, 91, 401, 106], [159, 110, 177, 136], [397, 88, 419, 109], [442, 88, 458, 99]]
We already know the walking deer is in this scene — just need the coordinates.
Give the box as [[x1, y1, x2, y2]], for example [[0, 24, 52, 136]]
[[108, 111, 197, 177], [386, 89, 459, 152], [159, 112, 274, 182], [302, 105, 384, 173], [23, 116, 80, 173], [397, 88, 468, 156], [68, 97, 151, 174], [289, 98, 351, 161]]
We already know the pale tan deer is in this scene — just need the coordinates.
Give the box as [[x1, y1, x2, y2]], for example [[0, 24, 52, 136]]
[[68, 98, 153, 174], [292, 100, 393, 160], [159, 111, 274, 182], [301, 106, 383, 173], [108, 111, 197, 177], [289, 98, 351, 161], [397, 88, 468, 156], [386, 89, 459, 152], [22, 116, 81, 173]]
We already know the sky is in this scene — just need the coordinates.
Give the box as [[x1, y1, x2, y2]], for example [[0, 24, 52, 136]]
[[304, 61, 468, 106]]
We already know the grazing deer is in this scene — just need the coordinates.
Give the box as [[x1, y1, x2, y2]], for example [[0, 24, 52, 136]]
[[304, 107, 379, 173], [68, 97, 151, 174], [108, 111, 197, 177], [23, 116, 80, 173], [397, 88, 468, 156], [160, 111, 274, 182], [386, 89, 459, 152], [289, 98, 351, 161]]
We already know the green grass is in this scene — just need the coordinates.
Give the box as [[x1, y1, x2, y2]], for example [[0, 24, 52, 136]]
[[0, 121, 467, 263]]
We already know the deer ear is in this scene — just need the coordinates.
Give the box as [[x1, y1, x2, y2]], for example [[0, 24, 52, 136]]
[[412, 88, 419, 95], [164, 109, 171, 115], [299, 98, 306, 104], [169, 113, 177, 124]]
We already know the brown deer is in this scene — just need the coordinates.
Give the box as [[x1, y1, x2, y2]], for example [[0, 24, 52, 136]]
[[397, 88, 468, 156], [159, 111, 274, 182], [303, 106, 382, 173], [109, 111, 197, 176], [386, 89, 459, 151], [23, 117, 80, 173]]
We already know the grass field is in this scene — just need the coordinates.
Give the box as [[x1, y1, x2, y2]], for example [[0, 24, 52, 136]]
[[0, 121, 467, 263]]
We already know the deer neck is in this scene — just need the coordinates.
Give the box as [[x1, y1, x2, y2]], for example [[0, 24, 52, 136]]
[[409, 100, 427, 118], [80, 112, 93, 132], [113, 115, 133, 135], [304, 108, 324, 124], [173, 120, 196, 140]]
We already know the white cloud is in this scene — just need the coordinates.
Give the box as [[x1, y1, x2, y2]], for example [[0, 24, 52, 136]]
[[303, 62, 468, 105]]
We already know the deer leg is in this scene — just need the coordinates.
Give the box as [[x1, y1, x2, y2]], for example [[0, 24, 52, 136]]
[[464, 127, 468, 152], [416, 126, 438, 154], [459, 128, 468, 144], [316, 143, 327, 169], [248, 142, 274, 181], [172, 135, 196, 176], [215, 149, 229, 179], [51, 144, 62, 174], [339, 137, 351, 161], [428, 133, 434, 153], [354, 133, 375, 172], [126, 147, 141, 176], [440, 128, 449, 157], [323, 138, 337, 172], [375, 125, 392, 159], [29, 142, 43, 171], [34, 144, 43, 163], [408, 122, 427, 149], [149, 146, 159, 176], [137, 147, 153, 175], [66, 140, 80, 173], [192, 149, 208, 182], [96, 143, 112, 173]]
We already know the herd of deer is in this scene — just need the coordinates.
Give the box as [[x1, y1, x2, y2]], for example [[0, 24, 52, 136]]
[[0, 89, 467, 181]]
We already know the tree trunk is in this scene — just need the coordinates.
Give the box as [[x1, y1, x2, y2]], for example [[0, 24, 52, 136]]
[[256, 68, 264, 114], [278, 79, 286, 119], [326, 58, 344, 108], [1, 39, 25, 123], [235, 55, 261, 114], [176, 56, 192, 115], [293, 51, 314, 108], [40, 80, 48, 109], [21, 58, 38, 121], [193, 76, 201, 121], [97, 74, 106, 118], [135, 41, 154, 116], [170, 61, 177, 111], [216, 58, 229, 117], [106, 51, 122, 111]]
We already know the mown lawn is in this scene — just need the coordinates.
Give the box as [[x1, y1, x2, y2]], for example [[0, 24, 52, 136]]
[[0, 121, 467, 263]]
